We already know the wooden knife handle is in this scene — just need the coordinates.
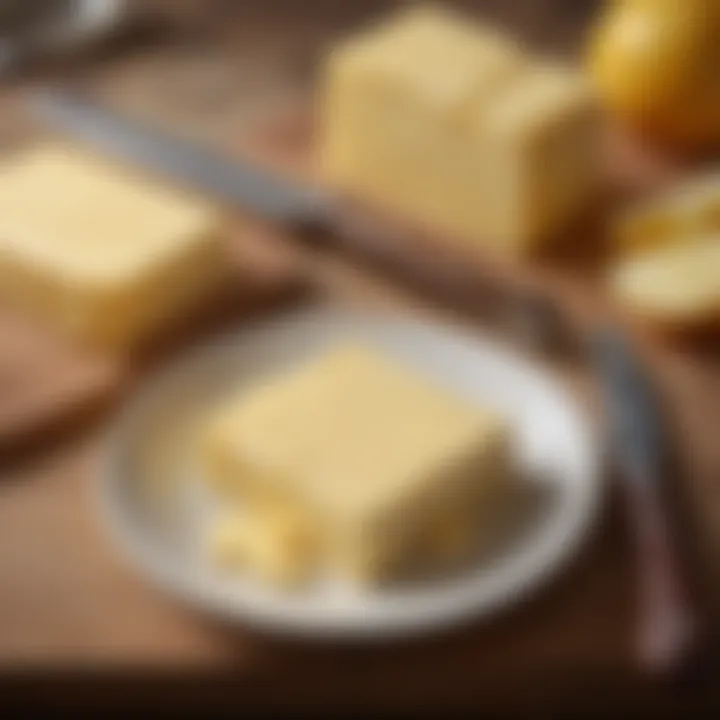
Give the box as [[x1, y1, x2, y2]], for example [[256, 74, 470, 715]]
[[623, 478, 698, 672]]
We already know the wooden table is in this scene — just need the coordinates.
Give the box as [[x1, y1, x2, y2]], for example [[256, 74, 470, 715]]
[[1, 1, 718, 712]]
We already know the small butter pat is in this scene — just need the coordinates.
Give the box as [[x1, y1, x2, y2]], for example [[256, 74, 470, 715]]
[[0, 144, 226, 350], [610, 234, 720, 327], [209, 505, 316, 588], [203, 345, 511, 585], [321, 4, 598, 252]]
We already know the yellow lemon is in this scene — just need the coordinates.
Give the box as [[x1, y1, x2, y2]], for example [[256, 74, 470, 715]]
[[589, 0, 720, 151]]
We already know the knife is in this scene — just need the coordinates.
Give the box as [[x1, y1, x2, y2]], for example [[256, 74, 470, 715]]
[[593, 327, 699, 672], [29, 86, 576, 356]]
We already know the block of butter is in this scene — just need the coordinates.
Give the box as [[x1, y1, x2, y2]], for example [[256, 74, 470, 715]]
[[320, 4, 598, 253], [202, 345, 510, 585], [0, 144, 226, 351], [610, 234, 720, 329]]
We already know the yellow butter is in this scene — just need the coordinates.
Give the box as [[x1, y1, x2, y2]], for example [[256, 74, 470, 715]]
[[320, 4, 599, 253], [0, 144, 226, 350], [203, 345, 510, 585], [208, 505, 316, 588]]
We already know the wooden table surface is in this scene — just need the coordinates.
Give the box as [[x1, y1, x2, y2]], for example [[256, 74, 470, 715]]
[[1, 1, 718, 712]]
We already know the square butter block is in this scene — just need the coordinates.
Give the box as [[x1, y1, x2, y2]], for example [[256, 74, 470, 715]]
[[321, 4, 598, 253], [0, 144, 226, 351], [203, 345, 511, 584]]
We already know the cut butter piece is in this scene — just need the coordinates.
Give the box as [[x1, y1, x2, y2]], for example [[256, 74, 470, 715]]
[[208, 505, 316, 589], [610, 235, 720, 326], [320, 4, 599, 253], [202, 345, 511, 585], [0, 143, 226, 351]]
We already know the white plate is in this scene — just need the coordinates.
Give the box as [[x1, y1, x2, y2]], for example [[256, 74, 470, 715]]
[[101, 305, 601, 639]]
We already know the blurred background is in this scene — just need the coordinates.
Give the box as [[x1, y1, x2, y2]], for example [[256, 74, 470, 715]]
[[0, 1, 603, 140]]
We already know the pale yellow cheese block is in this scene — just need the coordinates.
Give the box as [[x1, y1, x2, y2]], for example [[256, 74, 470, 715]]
[[203, 345, 510, 585], [610, 234, 720, 328], [320, 4, 599, 253], [0, 143, 226, 351]]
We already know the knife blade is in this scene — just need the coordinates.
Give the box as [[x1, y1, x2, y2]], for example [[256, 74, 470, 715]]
[[592, 327, 698, 672], [594, 328, 667, 483], [29, 86, 328, 222]]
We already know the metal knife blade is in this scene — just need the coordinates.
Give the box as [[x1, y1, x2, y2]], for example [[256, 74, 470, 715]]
[[28, 86, 328, 222], [593, 327, 667, 484], [592, 327, 698, 672]]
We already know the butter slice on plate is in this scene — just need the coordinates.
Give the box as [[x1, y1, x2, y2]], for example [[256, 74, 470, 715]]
[[203, 345, 511, 586], [0, 143, 226, 351]]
